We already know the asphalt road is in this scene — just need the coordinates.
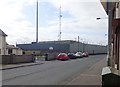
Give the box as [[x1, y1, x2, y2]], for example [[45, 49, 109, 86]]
[[2, 55, 106, 85]]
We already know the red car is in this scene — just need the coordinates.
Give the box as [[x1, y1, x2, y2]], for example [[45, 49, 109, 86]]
[[56, 53, 69, 60]]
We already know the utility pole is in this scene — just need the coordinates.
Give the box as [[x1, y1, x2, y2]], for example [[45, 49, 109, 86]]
[[83, 42, 84, 52], [36, 0, 38, 43], [107, 1, 113, 67], [78, 36, 80, 52], [58, 6, 62, 41]]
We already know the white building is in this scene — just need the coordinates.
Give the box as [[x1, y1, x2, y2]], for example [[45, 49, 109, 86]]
[[0, 29, 22, 55], [0, 29, 7, 55], [6, 45, 23, 55]]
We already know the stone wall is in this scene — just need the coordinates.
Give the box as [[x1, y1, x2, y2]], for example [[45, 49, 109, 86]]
[[1, 54, 35, 64]]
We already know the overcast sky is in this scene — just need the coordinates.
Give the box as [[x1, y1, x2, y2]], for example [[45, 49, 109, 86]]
[[0, 0, 108, 45]]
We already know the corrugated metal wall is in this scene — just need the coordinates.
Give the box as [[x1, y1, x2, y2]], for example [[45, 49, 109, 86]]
[[17, 41, 107, 54], [70, 42, 107, 54]]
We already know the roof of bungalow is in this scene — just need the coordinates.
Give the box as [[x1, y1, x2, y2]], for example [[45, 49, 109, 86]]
[[0, 29, 7, 36], [7, 45, 21, 49]]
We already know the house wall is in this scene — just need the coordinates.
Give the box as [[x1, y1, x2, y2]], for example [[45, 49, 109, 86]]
[[6, 48, 23, 55], [0, 35, 7, 55], [12, 49, 23, 55], [17, 49, 23, 55]]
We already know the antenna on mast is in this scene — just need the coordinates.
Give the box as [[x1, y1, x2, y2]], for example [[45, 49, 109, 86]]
[[58, 6, 62, 41]]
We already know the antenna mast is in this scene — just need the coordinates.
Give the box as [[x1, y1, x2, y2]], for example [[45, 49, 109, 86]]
[[58, 6, 62, 41], [36, 0, 38, 43]]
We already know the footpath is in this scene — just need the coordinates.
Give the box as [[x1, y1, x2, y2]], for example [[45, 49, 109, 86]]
[[67, 57, 107, 85], [0, 60, 45, 70]]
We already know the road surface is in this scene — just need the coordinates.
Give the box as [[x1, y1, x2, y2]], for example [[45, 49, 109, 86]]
[[2, 55, 107, 85]]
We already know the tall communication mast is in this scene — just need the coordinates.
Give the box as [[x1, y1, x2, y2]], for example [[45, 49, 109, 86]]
[[36, 0, 38, 43], [58, 6, 62, 41]]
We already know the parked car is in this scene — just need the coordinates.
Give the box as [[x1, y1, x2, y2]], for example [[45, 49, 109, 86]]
[[67, 53, 76, 59], [82, 52, 89, 57], [75, 52, 83, 58], [56, 53, 70, 60]]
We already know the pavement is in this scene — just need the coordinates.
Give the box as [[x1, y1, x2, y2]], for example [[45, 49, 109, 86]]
[[0, 61, 45, 70], [66, 57, 107, 85]]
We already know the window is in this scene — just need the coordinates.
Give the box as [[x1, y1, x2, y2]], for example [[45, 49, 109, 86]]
[[0, 49, 1, 54], [8, 49, 12, 54]]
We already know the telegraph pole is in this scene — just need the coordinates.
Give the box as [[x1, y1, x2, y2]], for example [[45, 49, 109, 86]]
[[36, 0, 38, 43]]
